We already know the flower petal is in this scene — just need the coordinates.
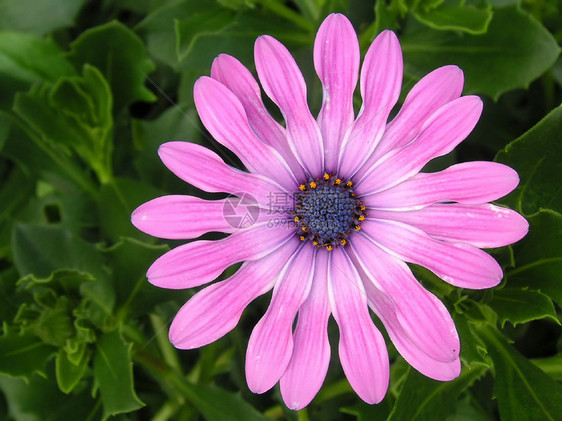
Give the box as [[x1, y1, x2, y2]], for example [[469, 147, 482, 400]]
[[280, 250, 331, 410], [364, 281, 461, 381], [131, 195, 261, 239], [194, 76, 296, 190], [361, 219, 503, 289], [169, 237, 300, 349], [314, 13, 359, 172], [371, 203, 529, 248], [364, 161, 520, 209], [158, 141, 287, 208], [255, 35, 324, 176], [350, 235, 459, 363], [337, 30, 403, 178], [246, 244, 316, 393], [357, 96, 483, 195], [328, 248, 389, 404], [356, 65, 464, 180], [147, 223, 294, 289], [210, 54, 306, 180]]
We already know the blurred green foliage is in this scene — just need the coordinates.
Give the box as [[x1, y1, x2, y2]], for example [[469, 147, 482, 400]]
[[0, 0, 561, 420]]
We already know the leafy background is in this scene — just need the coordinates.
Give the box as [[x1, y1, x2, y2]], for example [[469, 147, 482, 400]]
[[0, 0, 561, 420]]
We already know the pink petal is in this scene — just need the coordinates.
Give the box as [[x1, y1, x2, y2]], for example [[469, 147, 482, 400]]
[[246, 244, 316, 393], [280, 250, 331, 410], [131, 195, 238, 239], [337, 30, 403, 178], [356, 65, 464, 180], [158, 141, 287, 209], [328, 248, 389, 404], [194, 77, 296, 190], [363, 279, 461, 381], [350, 235, 459, 363], [314, 13, 359, 173], [211, 54, 306, 181], [357, 96, 483, 195], [364, 161, 520, 209], [371, 203, 529, 248], [361, 219, 503, 289], [169, 237, 300, 349], [147, 223, 294, 289], [255, 35, 324, 176]]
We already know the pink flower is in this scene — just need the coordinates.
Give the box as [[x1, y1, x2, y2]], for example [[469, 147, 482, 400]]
[[132, 13, 528, 410]]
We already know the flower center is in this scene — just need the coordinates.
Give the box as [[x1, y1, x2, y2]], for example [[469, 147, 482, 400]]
[[292, 174, 366, 250]]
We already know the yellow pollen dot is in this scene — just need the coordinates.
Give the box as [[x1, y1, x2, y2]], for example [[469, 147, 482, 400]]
[[313, 240, 319, 246], [360, 205, 366, 211], [340, 239, 347, 245], [299, 184, 306, 191], [300, 235, 306, 241], [294, 216, 300, 222], [309, 181, 317, 189], [326, 245, 333, 251], [323, 173, 330, 180], [335, 179, 341, 185], [301, 226, 307, 232], [358, 215, 365, 221], [355, 225, 361, 231], [346, 181, 353, 187]]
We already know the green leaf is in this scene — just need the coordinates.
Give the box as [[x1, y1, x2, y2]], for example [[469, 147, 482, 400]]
[[11, 223, 106, 281], [505, 210, 562, 307], [478, 326, 562, 421], [0, 0, 87, 35], [103, 238, 171, 315], [489, 0, 519, 5], [495, 103, 562, 215], [414, 4, 493, 35], [11, 226, 116, 319], [17, 268, 96, 299], [172, 380, 270, 421], [0, 323, 55, 380], [369, 0, 403, 37], [93, 331, 144, 419], [341, 401, 392, 421], [81, 277, 117, 318], [388, 365, 486, 420], [1, 109, 100, 197], [51, 65, 114, 183], [56, 348, 90, 394], [30, 296, 75, 347], [531, 355, 562, 382], [0, 32, 75, 107], [136, 0, 198, 69], [0, 33, 75, 82], [98, 177, 163, 242], [13, 65, 114, 184], [490, 288, 558, 327], [20, 184, 97, 234], [138, 0, 308, 103], [132, 105, 202, 186], [175, 11, 309, 105], [0, 164, 35, 258], [175, 7, 237, 63], [0, 109, 10, 151], [293, 0, 321, 21], [0, 369, 100, 421], [0, 269, 19, 325], [453, 313, 489, 367], [401, 6, 560, 99], [68, 21, 156, 112]]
